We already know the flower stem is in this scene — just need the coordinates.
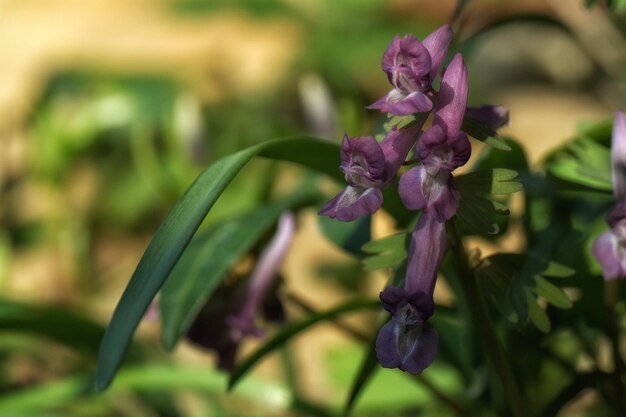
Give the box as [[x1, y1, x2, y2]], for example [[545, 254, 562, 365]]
[[449, 219, 529, 417]]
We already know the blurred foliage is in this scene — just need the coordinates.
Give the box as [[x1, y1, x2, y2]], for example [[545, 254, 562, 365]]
[[1, 0, 626, 416]]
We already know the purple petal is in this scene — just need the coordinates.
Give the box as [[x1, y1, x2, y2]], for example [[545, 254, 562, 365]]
[[318, 186, 383, 222], [341, 134, 386, 187], [379, 124, 422, 180], [368, 89, 433, 116], [612, 111, 626, 200], [375, 317, 438, 374], [592, 230, 626, 281], [404, 212, 447, 296], [382, 35, 432, 92], [607, 201, 626, 228], [464, 105, 509, 132], [434, 54, 468, 136], [417, 124, 471, 172], [422, 24, 453, 81], [398, 165, 460, 221]]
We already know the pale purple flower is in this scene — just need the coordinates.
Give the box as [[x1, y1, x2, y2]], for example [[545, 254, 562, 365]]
[[368, 25, 453, 116], [592, 204, 626, 281], [376, 212, 445, 373], [186, 212, 294, 370], [227, 212, 296, 341], [611, 111, 626, 201], [319, 124, 421, 221], [398, 54, 470, 222], [593, 111, 626, 280]]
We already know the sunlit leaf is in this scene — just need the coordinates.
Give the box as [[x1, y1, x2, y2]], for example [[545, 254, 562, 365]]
[[532, 276, 572, 309], [548, 137, 611, 191], [361, 233, 407, 271]]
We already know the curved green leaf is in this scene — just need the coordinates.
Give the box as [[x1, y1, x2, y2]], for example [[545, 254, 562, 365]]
[[228, 299, 379, 390], [96, 137, 339, 390]]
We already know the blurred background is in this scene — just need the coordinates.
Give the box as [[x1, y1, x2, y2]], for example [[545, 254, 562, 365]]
[[0, 0, 624, 416]]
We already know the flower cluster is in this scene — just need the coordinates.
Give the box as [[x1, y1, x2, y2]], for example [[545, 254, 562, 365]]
[[319, 25, 508, 374], [592, 112, 626, 280]]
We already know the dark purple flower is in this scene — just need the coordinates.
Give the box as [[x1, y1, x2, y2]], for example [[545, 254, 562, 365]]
[[320, 124, 421, 222], [464, 105, 510, 132], [368, 25, 453, 116], [398, 54, 470, 221], [375, 286, 438, 374]]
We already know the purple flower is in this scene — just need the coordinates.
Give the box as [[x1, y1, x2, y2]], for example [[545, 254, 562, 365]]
[[319, 124, 421, 221], [398, 54, 470, 221], [376, 212, 445, 373], [464, 105, 510, 132], [368, 25, 453, 116], [593, 111, 626, 280], [592, 207, 626, 281]]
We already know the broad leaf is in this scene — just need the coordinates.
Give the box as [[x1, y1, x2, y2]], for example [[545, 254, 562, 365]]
[[96, 137, 339, 390]]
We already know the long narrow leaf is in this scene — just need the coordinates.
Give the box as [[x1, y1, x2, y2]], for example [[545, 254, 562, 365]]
[[96, 137, 339, 390]]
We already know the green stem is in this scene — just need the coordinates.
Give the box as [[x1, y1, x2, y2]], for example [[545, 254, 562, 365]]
[[449, 220, 529, 417], [604, 279, 626, 414]]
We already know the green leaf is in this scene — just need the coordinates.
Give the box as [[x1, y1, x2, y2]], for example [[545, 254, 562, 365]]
[[477, 253, 574, 332], [160, 193, 312, 350], [526, 291, 550, 333], [96, 137, 339, 391], [455, 169, 522, 235], [318, 215, 371, 258], [0, 299, 105, 354], [541, 261, 575, 278], [361, 233, 407, 271], [456, 169, 522, 195], [461, 117, 511, 151], [343, 335, 380, 415], [548, 137, 611, 191], [532, 276, 572, 309], [228, 299, 379, 390]]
